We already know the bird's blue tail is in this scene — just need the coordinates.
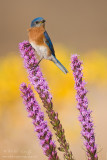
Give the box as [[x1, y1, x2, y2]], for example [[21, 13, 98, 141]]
[[52, 56, 68, 74]]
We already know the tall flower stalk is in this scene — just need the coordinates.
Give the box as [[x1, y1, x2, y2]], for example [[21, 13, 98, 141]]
[[19, 41, 74, 160], [20, 83, 59, 160], [71, 55, 98, 160]]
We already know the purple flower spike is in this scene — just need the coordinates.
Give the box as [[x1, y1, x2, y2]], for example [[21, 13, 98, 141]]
[[19, 41, 74, 160], [20, 83, 59, 160], [71, 55, 98, 160]]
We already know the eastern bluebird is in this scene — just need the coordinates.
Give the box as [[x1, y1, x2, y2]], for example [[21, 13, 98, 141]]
[[28, 17, 68, 74]]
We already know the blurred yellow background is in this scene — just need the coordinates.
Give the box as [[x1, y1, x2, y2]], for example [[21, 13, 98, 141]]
[[0, 1, 107, 160]]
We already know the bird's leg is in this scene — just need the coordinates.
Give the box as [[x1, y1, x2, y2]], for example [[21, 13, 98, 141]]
[[34, 57, 43, 68]]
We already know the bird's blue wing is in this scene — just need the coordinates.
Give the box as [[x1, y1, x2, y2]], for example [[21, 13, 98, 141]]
[[44, 31, 55, 57]]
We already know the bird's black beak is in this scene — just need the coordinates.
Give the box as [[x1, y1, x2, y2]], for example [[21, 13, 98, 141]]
[[42, 20, 46, 23]]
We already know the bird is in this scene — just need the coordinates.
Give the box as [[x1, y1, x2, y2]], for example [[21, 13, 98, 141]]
[[28, 17, 68, 74]]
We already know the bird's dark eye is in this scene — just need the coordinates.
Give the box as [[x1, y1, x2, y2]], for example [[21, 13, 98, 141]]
[[36, 21, 39, 24]]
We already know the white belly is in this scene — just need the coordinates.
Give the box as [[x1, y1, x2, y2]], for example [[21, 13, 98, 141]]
[[30, 42, 48, 59]]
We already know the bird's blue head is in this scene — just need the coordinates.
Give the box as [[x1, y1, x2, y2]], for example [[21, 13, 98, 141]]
[[31, 17, 46, 28]]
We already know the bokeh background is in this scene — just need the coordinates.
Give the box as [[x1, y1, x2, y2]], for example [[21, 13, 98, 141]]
[[0, 0, 107, 160]]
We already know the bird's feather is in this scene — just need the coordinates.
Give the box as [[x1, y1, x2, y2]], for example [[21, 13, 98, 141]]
[[44, 31, 55, 57]]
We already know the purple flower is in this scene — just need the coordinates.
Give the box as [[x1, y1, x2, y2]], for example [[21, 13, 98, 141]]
[[19, 41, 74, 160], [19, 41, 51, 109], [71, 54, 98, 160], [20, 83, 59, 160]]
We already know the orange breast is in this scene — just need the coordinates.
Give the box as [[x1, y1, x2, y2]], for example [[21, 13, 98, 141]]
[[28, 26, 45, 45], [28, 26, 52, 57]]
